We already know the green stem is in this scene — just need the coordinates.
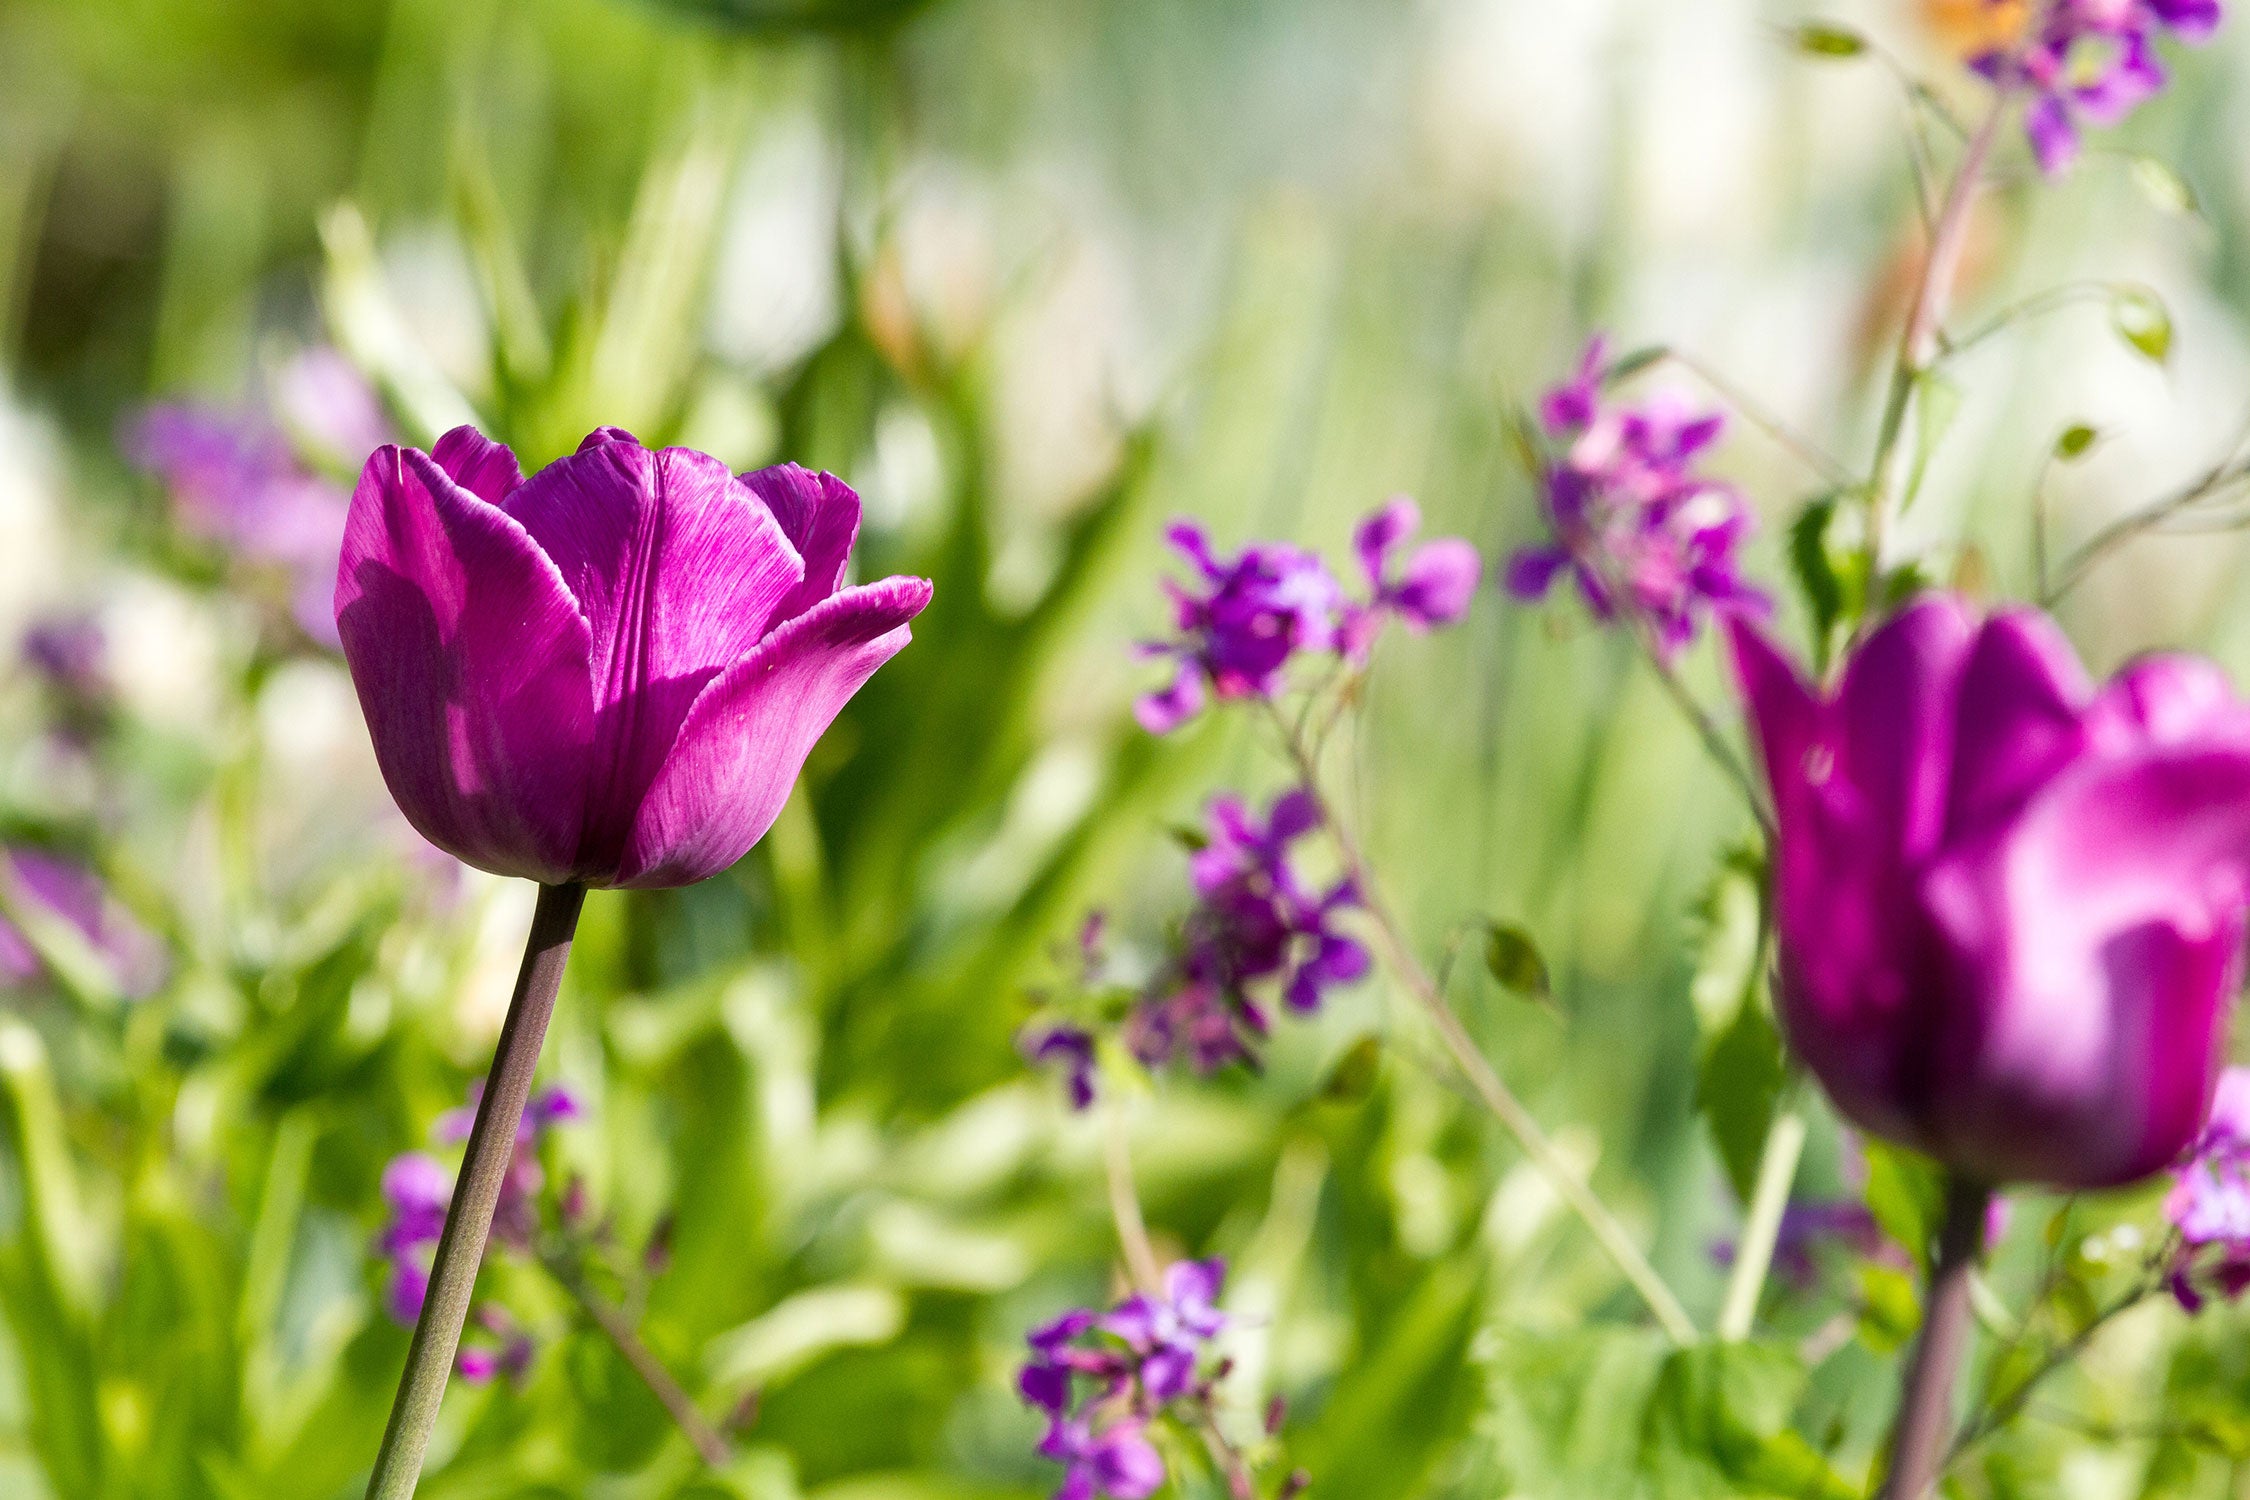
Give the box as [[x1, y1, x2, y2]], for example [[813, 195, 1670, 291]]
[[1879, 1176, 1992, 1500], [1863, 94, 2007, 591], [544, 1251, 733, 1469], [1266, 706, 1697, 1345], [1102, 1096, 1163, 1296], [364, 881, 586, 1500], [1716, 1107, 1806, 1341]]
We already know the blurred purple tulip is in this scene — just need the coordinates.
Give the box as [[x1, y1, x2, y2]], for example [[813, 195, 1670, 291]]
[[0, 847, 165, 998], [334, 427, 931, 888], [1730, 594, 2250, 1188]]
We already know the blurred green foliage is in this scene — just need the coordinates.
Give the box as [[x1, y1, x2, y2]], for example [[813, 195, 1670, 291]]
[[5, 0, 2250, 1497]]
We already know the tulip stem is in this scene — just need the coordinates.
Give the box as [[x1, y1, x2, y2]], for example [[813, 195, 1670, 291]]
[[1716, 1105, 1807, 1341], [1879, 1175, 1992, 1500], [1264, 705, 1698, 1346], [364, 881, 587, 1500]]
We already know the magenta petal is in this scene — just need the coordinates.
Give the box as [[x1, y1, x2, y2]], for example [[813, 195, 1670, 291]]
[[1925, 748, 2250, 1186], [504, 438, 808, 864], [742, 464, 863, 623], [1835, 596, 1977, 861], [1725, 617, 1821, 804], [431, 426, 525, 505], [336, 446, 595, 881], [1943, 609, 2091, 841], [614, 576, 932, 888]]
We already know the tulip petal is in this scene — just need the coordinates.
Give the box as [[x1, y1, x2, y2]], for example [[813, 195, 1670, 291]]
[[431, 426, 525, 504], [504, 437, 808, 862], [1724, 616, 1821, 802], [1925, 747, 2250, 1185], [336, 446, 594, 881], [1943, 608, 2091, 841], [742, 463, 862, 623], [1836, 595, 1977, 860], [614, 576, 933, 888]]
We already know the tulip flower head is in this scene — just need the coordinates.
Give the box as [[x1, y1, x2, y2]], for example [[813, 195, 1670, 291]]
[[335, 427, 931, 888], [1507, 338, 1768, 660], [1732, 594, 2250, 1188], [1970, 0, 2222, 175]]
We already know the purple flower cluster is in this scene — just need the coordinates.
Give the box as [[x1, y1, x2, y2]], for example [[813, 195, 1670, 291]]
[[374, 1083, 579, 1380], [124, 349, 391, 650], [1019, 1259, 1230, 1500], [1506, 338, 1767, 661], [2166, 1067, 2250, 1311], [1128, 790, 1368, 1077], [1022, 795, 1368, 1110], [1137, 500, 1480, 734], [1972, 0, 2221, 176]]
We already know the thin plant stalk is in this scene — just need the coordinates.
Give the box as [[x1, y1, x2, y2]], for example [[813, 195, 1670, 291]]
[[1097, 1095, 1259, 1497], [543, 1251, 734, 1469], [1103, 1097, 1164, 1296], [1264, 705, 1698, 1345], [364, 881, 587, 1500], [1717, 1106, 1807, 1341], [1863, 94, 2009, 586], [1879, 1175, 1992, 1500]]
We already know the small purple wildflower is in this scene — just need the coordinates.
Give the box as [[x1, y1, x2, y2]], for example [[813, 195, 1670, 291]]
[[1026, 1025, 1100, 1110], [1138, 503, 1479, 734], [1128, 790, 1367, 1075], [1972, 0, 2221, 176], [1508, 337, 1767, 661], [1346, 497, 1484, 655], [1137, 523, 1348, 733], [2167, 1066, 2250, 1311], [1019, 1260, 1230, 1500]]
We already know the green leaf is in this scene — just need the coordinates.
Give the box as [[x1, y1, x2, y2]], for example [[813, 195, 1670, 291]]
[[1640, 1343, 1855, 1498], [1855, 1263, 1920, 1355], [1791, 21, 1869, 57], [1862, 1139, 1945, 1270], [2053, 423, 2099, 461], [1688, 849, 1780, 1202], [1605, 344, 1669, 383], [2129, 156, 2203, 220], [1903, 370, 1962, 513], [2111, 285, 2174, 365], [1787, 494, 1867, 667], [1483, 921, 1552, 1002], [1166, 822, 1209, 852], [1320, 1034, 1383, 1103]]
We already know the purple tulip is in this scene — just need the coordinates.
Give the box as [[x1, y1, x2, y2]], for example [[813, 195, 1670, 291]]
[[0, 847, 165, 998], [334, 427, 932, 888], [1730, 594, 2250, 1188]]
